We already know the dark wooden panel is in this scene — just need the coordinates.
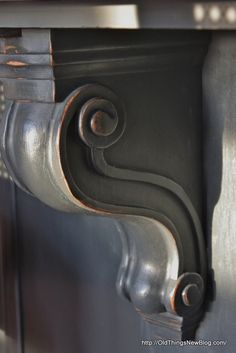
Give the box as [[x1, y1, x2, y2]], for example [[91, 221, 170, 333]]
[[0, 167, 22, 353]]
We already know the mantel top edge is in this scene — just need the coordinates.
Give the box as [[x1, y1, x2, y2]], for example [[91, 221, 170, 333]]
[[0, 2, 235, 29]]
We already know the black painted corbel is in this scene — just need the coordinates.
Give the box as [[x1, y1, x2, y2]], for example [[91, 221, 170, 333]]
[[0, 29, 208, 340]]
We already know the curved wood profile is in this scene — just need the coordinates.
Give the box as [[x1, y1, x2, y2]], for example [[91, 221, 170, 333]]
[[0, 83, 206, 340], [0, 29, 208, 340]]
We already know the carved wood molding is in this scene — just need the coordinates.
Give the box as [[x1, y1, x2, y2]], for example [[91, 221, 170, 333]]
[[0, 29, 209, 339]]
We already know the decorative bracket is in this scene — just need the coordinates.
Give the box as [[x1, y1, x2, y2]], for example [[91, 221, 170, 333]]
[[0, 29, 208, 340]]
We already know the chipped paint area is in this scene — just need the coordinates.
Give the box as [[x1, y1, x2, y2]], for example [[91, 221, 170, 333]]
[[5, 45, 18, 54], [6, 60, 28, 67]]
